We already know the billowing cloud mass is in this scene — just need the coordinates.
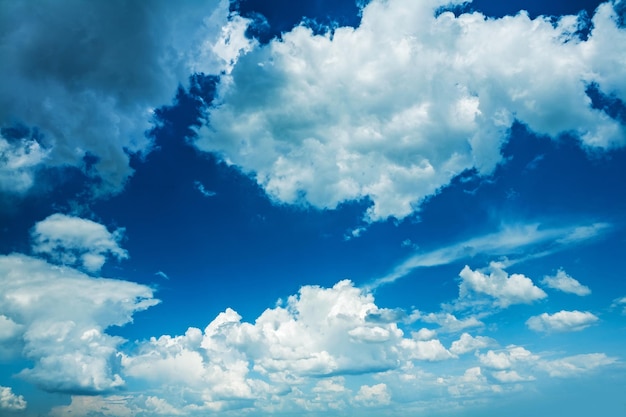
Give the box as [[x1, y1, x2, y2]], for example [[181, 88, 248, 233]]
[[197, 0, 626, 221], [0, 386, 27, 411], [526, 310, 599, 332], [0, 254, 158, 394], [541, 269, 591, 295], [31, 213, 128, 272], [0, 0, 252, 195], [458, 263, 547, 307]]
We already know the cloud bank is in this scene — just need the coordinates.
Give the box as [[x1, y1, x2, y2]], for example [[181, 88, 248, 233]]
[[197, 0, 626, 221], [0, 0, 249, 195]]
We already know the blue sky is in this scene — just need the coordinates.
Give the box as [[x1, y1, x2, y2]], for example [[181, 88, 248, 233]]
[[1, 0, 625, 415]]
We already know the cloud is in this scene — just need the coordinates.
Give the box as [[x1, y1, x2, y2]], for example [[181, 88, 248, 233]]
[[458, 263, 547, 308], [31, 213, 128, 273], [0, 386, 27, 411], [539, 353, 617, 378], [449, 332, 495, 355], [478, 346, 538, 370], [541, 269, 591, 295], [354, 383, 391, 406], [194, 180, 217, 197], [612, 296, 626, 314], [0, 135, 49, 193], [196, 0, 626, 222], [526, 310, 599, 333], [369, 221, 610, 288], [0, 254, 158, 394], [0, 0, 252, 195]]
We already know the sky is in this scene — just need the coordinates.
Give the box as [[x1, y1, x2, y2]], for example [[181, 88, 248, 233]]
[[1, 0, 626, 416]]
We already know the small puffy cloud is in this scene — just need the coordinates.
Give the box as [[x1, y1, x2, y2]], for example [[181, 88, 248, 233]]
[[31, 213, 128, 272], [541, 269, 591, 296], [0, 386, 27, 411], [526, 310, 599, 333], [197, 0, 626, 222], [539, 353, 617, 378], [478, 346, 538, 370], [0, 0, 252, 195], [459, 263, 547, 308], [0, 136, 49, 193], [491, 370, 535, 383], [0, 254, 158, 394], [449, 332, 495, 355], [194, 180, 217, 197], [354, 383, 391, 407]]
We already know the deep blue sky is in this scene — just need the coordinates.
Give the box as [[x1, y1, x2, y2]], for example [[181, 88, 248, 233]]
[[1, 1, 625, 416]]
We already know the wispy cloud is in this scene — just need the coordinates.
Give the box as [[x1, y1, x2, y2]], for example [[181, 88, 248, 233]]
[[368, 222, 612, 289]]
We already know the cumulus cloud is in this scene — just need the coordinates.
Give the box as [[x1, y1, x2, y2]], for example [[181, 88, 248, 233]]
[[0, 386, 27, 411], [0, 254, 158, 394], [478, 346, 538, 370], [458, 263, 547, 308], [449, 332, 495, 355], [526, 310, 599, 333], [0, 0, 252, 195], [31, 213, 128, 272], [196, 0, 626, 222], [541, 269, 591, 295], [354, 383, 391, 406], [0, 136, 49, 193]]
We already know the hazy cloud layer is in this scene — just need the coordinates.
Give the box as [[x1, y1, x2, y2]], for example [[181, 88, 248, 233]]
[[197, 0, 626, 221]]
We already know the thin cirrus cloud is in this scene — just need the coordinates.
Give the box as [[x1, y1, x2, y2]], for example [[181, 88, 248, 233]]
[[196, 0, 626, 222]]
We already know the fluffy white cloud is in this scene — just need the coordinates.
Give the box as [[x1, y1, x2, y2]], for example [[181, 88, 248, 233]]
[[541, 269, 591, 295], [458, 263, 547, 308], [0, 136, 49, 193], [197, 0, 626, 221], [526, 310, 599, 333], [0, 386, 27, 411], [613, 296, 626, 314], [0, 0, 252, 195], [31, 213, 128, 272], [478, 346, 538, 370], [354, 383, 391, 406], [0, 254, 158, 394], [418, 312, 484, 333], [449, 332, 495, 355]]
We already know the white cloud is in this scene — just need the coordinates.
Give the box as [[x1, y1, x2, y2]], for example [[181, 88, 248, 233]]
[[449, 332, 495, 355], [0, 136, 49, 193], [478, 346, 538, 370], [526, 310, 599, 333], [0, 254, 158, 394], [354, 383, 391, 406], [194, 180, 217, 197], [541, 269, 591, 296], [370, 222, 610, 288], [458, 263, 547, 308], [31, 213, 128, 273], [401, 338, 455, 361], [419, 312, 484, 333], [0, 386, 27, 411], [491, 370, 534, 383], [197, 0, 626, 222], [0, 0, 252, 195], [612, 296, 626, 314], [539, 353, 617, 378]]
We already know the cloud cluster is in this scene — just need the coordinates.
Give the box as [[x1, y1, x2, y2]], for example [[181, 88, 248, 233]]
[[197, 0, 626, 221], [0, 386, 27, 411], [0, 254, 158, 394], [31, 213, 128, 272], [458, 263, 547, 308], [541, 269, 591, 295], [0, 0, 251, 195], [526, 310, 599, 333]]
